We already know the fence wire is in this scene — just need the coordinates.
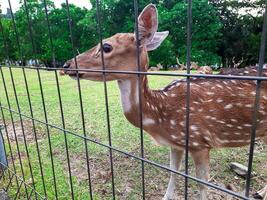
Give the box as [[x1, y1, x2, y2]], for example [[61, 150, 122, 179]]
[[0, 0, 266, 200]]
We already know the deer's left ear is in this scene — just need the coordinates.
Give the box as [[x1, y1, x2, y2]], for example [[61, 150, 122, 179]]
[[146, 31, 169, 51], [137, 4, 158, 45]]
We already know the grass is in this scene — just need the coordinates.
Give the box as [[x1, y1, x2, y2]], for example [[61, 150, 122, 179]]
[[0, 67, 266, 200]]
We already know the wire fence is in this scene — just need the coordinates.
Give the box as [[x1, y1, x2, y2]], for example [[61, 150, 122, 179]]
[[0, 0, 266, 199]]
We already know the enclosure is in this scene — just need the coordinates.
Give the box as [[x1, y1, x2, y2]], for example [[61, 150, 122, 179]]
[[0, 0, 267, 199]]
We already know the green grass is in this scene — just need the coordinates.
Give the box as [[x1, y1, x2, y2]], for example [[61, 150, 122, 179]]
[[0, 67, 266, 200]]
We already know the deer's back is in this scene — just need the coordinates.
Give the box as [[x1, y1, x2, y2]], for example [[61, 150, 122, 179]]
[[159, 67, 267, 149]]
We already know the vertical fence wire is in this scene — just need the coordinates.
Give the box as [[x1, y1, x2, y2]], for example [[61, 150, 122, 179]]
[[133, 0, 146, 199], [245, 0, 267, 197], [7, 0, 49, 197], [184, 0, 192, 199], [14, 180, 23, 200], [0, 66, 29, 198], [8, 63, 35, 199], [5, 1, 39, 191], [95, 0, 116, 198], [22, 1, 59, 197], [64, 0, 93, 198], [0, 19, 19, 190], [5, 3, 37, 198], [0, 0, 267, 199], [0, 102, 18, 189], [0, 111, 10, 179]]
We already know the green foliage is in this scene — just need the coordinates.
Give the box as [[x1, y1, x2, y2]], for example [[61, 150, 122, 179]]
[[159, 0, 222, 65], [209, 0, 266, 67], [149, 38, 176, 67]]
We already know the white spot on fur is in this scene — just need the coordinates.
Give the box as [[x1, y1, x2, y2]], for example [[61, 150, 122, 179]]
[[171, 135, 178, 139], [216, 99, 223, 103], [245, 104, 253, 108], [190, 125, 198, 131], [179, 121, 185, 126], [231, 80, 237, 84], [260, 110, 267, 115], [143, 118, 155, 126], [216, 84, 223, 89], [225, 104, 233, 109], [195, 131, 201, 135], [170, 120, 176, 125], [204, 136, 211, 141], [206, 92, 214, 95], [231, 119, 237, 123], [192, 142, 199, 146]]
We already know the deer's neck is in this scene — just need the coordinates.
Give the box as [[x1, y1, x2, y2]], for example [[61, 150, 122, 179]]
[[117, 76, 161, 128]]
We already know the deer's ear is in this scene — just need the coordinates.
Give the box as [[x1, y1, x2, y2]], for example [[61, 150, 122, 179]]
[[137, 4, 158, 45], [146, 31, 169, 51]]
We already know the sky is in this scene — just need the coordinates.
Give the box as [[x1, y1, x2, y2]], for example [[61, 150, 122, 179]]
[[0, 0, 91, 13]]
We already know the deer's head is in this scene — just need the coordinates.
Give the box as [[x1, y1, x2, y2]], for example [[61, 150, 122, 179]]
[[61, 4, 168, 81]]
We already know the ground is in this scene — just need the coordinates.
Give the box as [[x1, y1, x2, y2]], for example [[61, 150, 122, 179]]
[[0, 67, 266, 199]]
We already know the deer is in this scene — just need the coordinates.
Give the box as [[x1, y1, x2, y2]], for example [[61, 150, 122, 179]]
[[61, 4, 267, 200], [197, 66, 213, 74], [232, 57, 244, 69]]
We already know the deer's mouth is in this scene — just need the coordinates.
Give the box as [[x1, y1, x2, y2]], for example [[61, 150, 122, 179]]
[[59, 70, 85, 79], [68, 72, 85, 79]]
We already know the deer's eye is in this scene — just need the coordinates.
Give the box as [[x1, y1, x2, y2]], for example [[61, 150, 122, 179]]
[[102, 43, 113, 53]]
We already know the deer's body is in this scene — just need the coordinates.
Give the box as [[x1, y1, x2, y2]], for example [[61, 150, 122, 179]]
[[62, 4, 267, 200], [119, 69, 267, 150]]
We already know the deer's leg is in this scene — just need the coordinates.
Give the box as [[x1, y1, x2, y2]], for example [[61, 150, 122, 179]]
[[191, 149, 210, 200], [163, 148, 184, 200], [254, 185, 267, 200]]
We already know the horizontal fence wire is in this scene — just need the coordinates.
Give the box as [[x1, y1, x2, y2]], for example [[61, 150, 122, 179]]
[[0, 0, 266, 199], [2, 65, 267, 80], [0, 161, 45, 200], [0, 103, 251, 200]]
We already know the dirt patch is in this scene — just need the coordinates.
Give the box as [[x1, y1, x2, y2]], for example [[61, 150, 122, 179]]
[[1, 120, 44, 144], [58, 144, 266, 199], [52, 139, 267, 200]]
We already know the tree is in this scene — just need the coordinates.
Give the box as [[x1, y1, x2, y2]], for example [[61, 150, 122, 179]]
[[159, 0, 222, 66], [209, 0, 266, 67]]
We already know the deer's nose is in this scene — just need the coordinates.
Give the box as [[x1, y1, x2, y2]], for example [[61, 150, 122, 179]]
[[59, 62, 72, 76], [63, 62, 70, 69]]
